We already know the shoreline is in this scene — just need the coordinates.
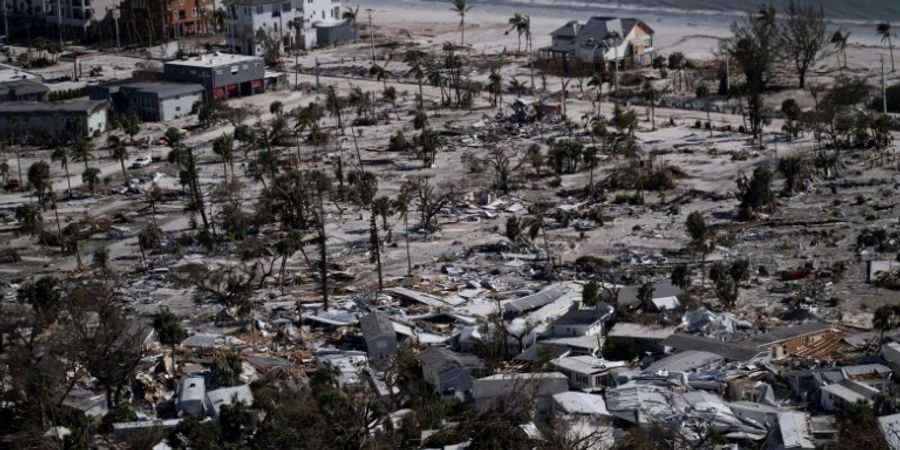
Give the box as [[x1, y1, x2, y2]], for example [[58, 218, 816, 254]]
[[368, 0, 893, 47]]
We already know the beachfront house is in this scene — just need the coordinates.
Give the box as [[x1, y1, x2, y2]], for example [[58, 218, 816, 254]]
[[540, 17, 655, 71], [224, 0, 346, 56]]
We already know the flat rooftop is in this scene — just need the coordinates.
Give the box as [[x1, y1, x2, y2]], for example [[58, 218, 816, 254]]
[[165, 52, 264, 69], [0, 99, 106, 114]]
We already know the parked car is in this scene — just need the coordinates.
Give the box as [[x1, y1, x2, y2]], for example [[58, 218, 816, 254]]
[[131, 155, 153, 168]]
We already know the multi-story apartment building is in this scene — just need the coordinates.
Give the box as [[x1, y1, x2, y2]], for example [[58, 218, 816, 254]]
[[124, 0, 215, 42], [224, 0, 340, 56], [44, 0, 119, 39]]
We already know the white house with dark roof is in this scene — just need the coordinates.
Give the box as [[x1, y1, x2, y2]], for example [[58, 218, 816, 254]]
[[225, 0, 343, 56], [541, 16, 655, 68]]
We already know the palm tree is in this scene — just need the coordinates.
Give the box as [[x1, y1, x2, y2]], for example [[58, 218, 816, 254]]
[[107, 135, 129, 184], [405, 50, 427, 108], [51, 145, 73, 197], [152, 307, 186, 371], [525, 212, 553, 276], [605, 31, 623, 94], [878, 22, 896, 72], [276, 231, 302, 294], [640, 81, 665, 129], [70, 138, 93, 171], [138, 223, 163, 269], [487, 68, 503, 107], [82, 167, 101, 196], [696, 84, 712, 137], [342, 5, 359, 41], [830, 29, 850, 73], [288, 17, 305, 89], [369, 63, 392, 94], [587, 72, 607, 115], [507, 13, 526, 54], [325, 85, 345, 133], [27, 161, 51, 208], [212, 134, 235, 183], [509, 78, 525, 98], [449, 0, 472, 47], [393, 190, 413, 275]]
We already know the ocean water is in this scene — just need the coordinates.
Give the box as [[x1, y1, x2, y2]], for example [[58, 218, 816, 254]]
[[400, 0, 900, 29], [495, 0, 900, 23]]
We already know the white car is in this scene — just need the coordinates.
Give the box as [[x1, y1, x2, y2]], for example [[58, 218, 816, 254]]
[[131, 155, 153, 168]]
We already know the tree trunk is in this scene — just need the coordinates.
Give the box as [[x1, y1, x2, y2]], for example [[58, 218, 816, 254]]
[[371, 212, 383, 292], [318, 197, 328, 309], [405, 216, 412, 275], [120, 159, 128, 185]]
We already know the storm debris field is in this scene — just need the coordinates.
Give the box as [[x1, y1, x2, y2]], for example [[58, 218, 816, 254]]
[[1, 0, 900, 449]]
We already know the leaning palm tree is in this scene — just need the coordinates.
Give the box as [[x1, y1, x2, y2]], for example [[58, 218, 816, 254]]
[[70, 139, 93, 171], [525, 212, 553, 277], [82, 167, 101, 196], [369, 63, 392, 94], [342, 5, 360, 42], [392, 190, 413, 275], [107, 135, 129, 184], [449, 0, 472, 47], [830, 29, 850, 73], [877, 21, 895, 72], [587, 72, 607, 115], [51, 145, 73, 197]]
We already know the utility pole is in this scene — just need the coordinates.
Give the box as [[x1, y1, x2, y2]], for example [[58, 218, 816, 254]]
[[725, 52, 730, 93], [367, 8, 375, 64], [2, 0, 8, 47], [56, 0, 63, 46], [112, 6, 121, 53], [315, 57, 320, 91], [882, 54, 888, 114]]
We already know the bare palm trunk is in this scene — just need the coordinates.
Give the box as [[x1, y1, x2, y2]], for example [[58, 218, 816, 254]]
[[371, 212, 383, 291], [404, 215, 412, 275]]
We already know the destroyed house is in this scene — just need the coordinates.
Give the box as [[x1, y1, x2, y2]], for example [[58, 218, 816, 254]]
[[606, 322, 676, 354], [472, 372, 568, 412], [777, 411, 816, 450], [820, 379, 879, 413], [662, 333, 768, 363], [504, 286, 566, 317], [745, 322, 843, 360], [420, 347, 485, 399], [176, 376, 206, 416], [206, 385, 253, 418], [550, 355, 625, 390], [360, 312, 398, 358], [645, 350, 724, 373], [551, 391, 611, 417], [615, 281, 682, 310]]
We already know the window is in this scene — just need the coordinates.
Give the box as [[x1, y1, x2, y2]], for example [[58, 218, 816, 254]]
[[176, 106, 181, 111], [215, 69, 223, 75], [281, 2, 289, 12], [320, 10, 323, 19], [255, 5, 262, 14], [230, 65, 238, 74]]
